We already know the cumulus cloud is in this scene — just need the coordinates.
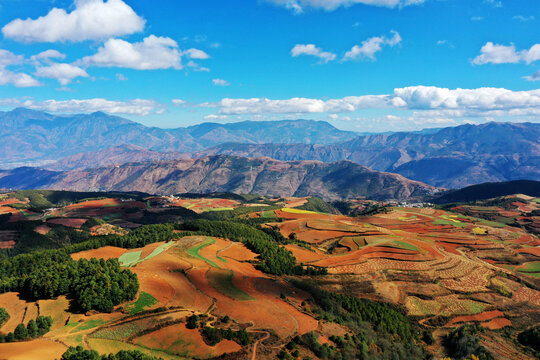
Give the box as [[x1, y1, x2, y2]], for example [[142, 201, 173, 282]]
[[30, 50, 66, 64], [343, 31, 401, 61], [212, 78, 230, 86], [21, 98, 162, 115], [0, 49, 42, 87], [82, 35, 183, 70], [2, 0, 145, 43], [266, 0, 425, 13], [473, 42, 540, 65], [0, 69, 42, 87], [183, 48, 210, 59], [291, 44, 336, 63], [199, 86, 540, 120], [35, 63, 89, 85]]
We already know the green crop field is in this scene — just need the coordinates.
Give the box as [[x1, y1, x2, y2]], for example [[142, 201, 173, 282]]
[[391, 240, 419, 251], [187, 237, 220, 268], [207, 269, 254, 301], [118, 251, 142, 267], [126, 292, 158, 314]]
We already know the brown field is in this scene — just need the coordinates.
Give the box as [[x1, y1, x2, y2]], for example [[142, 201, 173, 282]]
[[134, 323, 241, 358], [48, 218, 87, 228], [71, 246, 127, 260], [218, 242, 258, 262], [0, 339, 67, 360], [0, 293, 29, 333], [34, 224, 51, 234], [285, 244, 327, 263], [171, 198, 240, 213], [0, 230, 17, 249]]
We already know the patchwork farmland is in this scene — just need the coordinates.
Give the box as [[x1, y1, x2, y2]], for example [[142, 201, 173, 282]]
[[0, 190, 538, 359]]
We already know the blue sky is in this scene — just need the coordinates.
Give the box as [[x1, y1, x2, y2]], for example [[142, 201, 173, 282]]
[[0, 0, 538, 132]]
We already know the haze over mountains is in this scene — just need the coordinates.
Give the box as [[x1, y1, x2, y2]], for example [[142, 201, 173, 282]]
[[0, 108, 357, 168], [0, 108, 538, 192]]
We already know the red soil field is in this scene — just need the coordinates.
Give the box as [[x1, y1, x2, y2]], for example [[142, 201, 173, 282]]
[[517, 247, 540, 257], [133, 323, 241, 358], [285, 198, 308, 208], [481, 317, 512, 330], [285, 244, 328, 263], [298, 230, 362, 244], [35, 224, 51, 234], [71, 246, 127, 261], [133, 249, 213, 311], [218, 242, 258, 262], [448, 310, 504, 326], [66, 198, 121, 209], [0, 339, 67, 360], [0, 198, 25, 206], [48, 218, 87, 228], [274, 209, 347, 221]]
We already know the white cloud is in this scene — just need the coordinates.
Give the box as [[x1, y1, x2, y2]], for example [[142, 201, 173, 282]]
[[183, 48, 210, 59], [266, 0, 425, 13], [200, 86, 540, 120], [212, 78, 230, 86], [473, 42, 540, 65], [30, 50, 66, 64], [187, 61, 210, 72], [524, 70, 540, 82], [0, 69, 42, 87], [0, 49, 23, 67], [343, 31, 401, 61], [0, 49, 42, 87], [116, 73, 128, 81], [22, 98, 162, 115], [291, 44, 336, 63], [204, 114, 228, 120], [35, 63, 89, 85], [171, 99, 186, 106], [2, 0, 145, 43], [471, 16, 484, 21], [82, 35, 182, 70], [513, 15, 535, 21]]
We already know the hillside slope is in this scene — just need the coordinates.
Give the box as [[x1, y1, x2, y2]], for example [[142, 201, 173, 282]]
[[0, 155, 436, 201]]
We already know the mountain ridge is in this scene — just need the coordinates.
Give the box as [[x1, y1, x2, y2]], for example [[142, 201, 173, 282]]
[[0, 155, 437, 201]]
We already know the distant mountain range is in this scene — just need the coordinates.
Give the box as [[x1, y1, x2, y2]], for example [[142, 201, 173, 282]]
[[199, 122, 540, 188], [0, 155, 436, 201], [0, 108, 357, 168], [0, 108, 538, 189]]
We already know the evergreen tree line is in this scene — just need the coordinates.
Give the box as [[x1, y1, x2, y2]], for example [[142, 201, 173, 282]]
[[517, 325, 540, 353], [291, 280, 417, 342], [0, 224, 177, 312], [201, 326, 251, 346], [61, 346, 160, 360], [0, 307, 9, 327], [0, 315, 52, 343], [176, 220, 326, 275], [443, 324, 494, 360]]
